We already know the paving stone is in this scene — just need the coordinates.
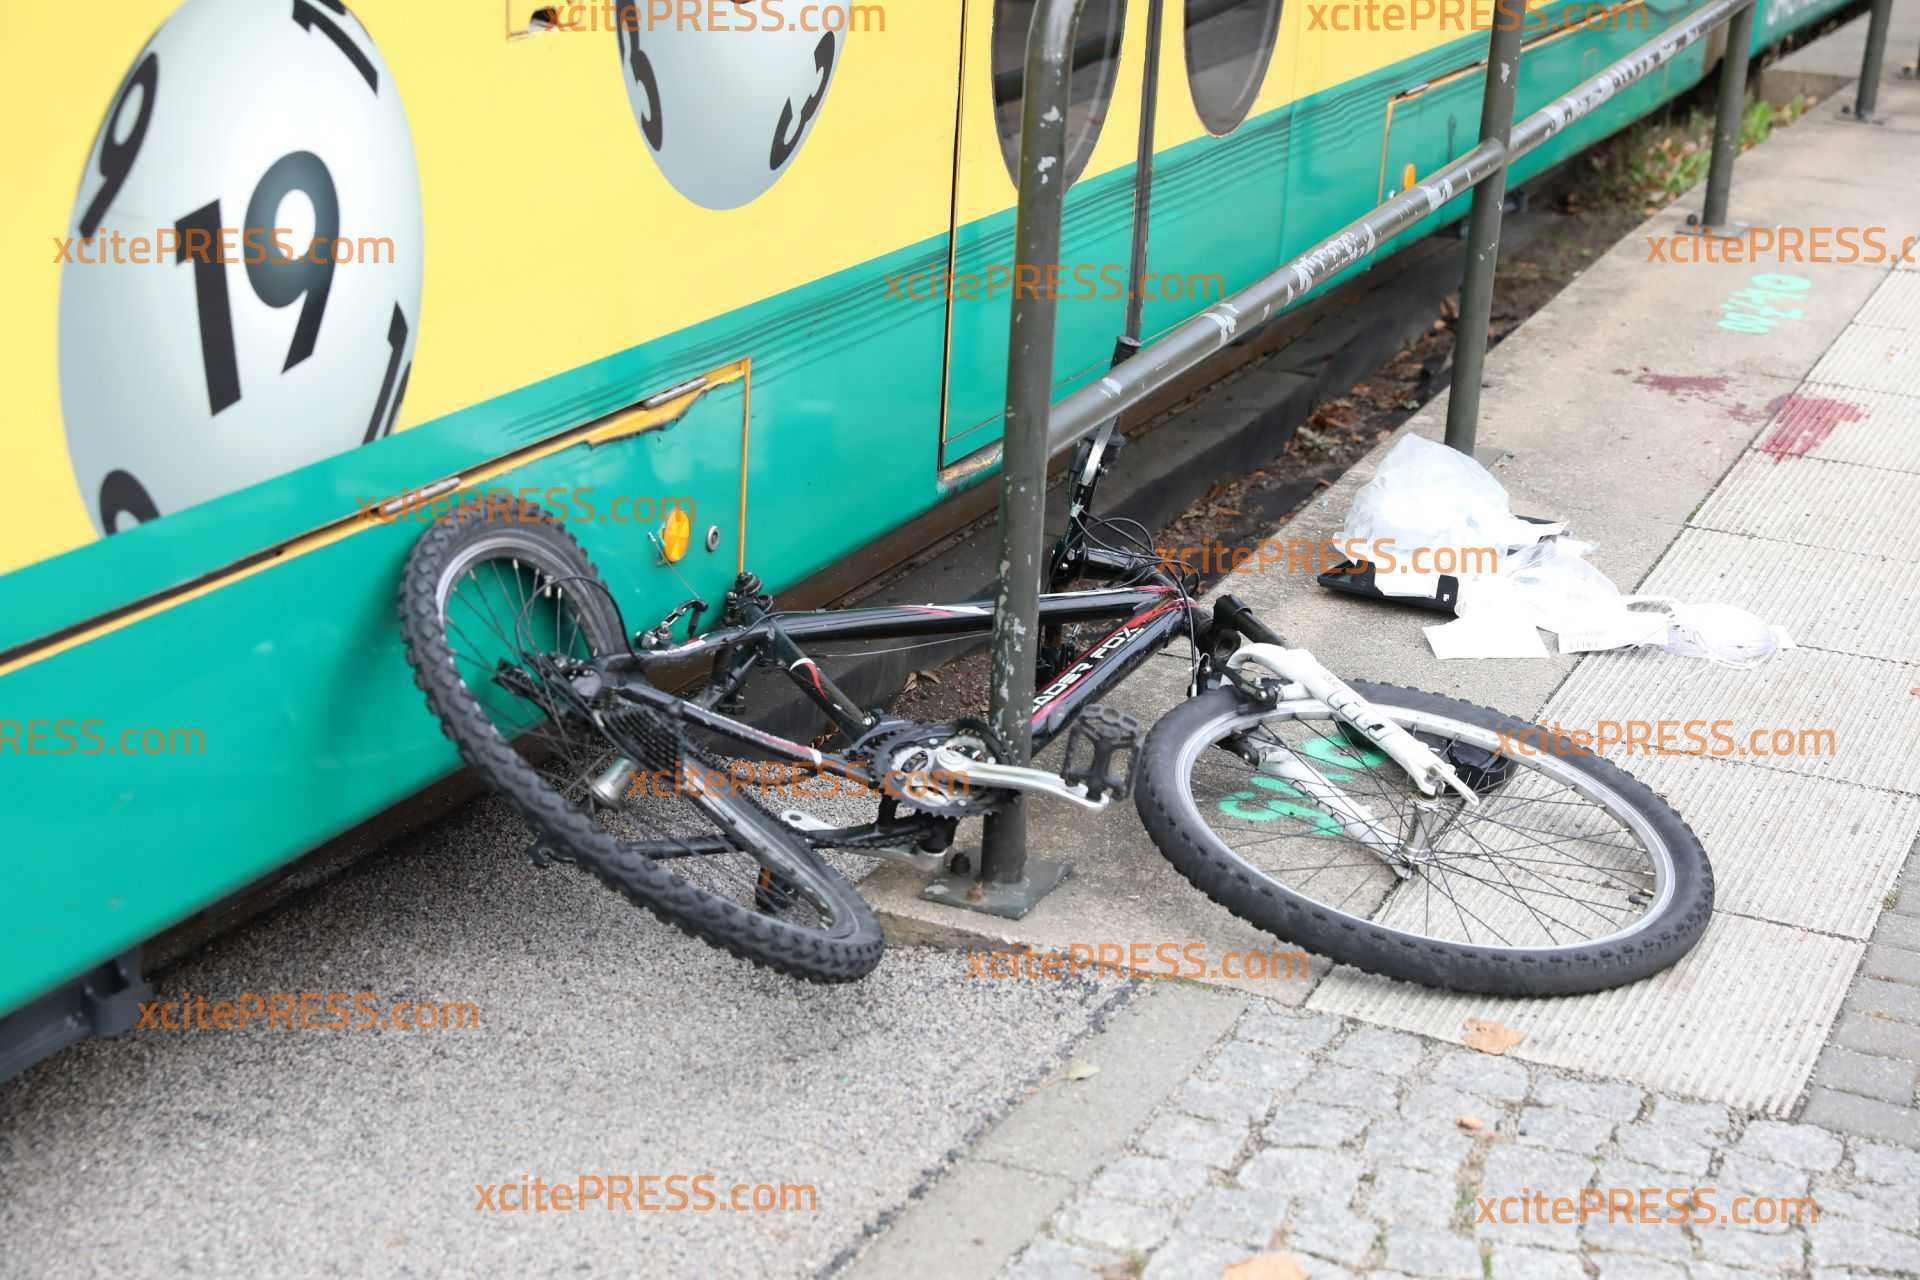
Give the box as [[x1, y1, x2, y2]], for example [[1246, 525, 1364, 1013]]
[[1428, 1050, 1531, 1103], [1694, 1223, 1808, 1271], [1328, 1026, 1429, 1076], [1533, 1076, 1645, 1122], [1172, 1077, 1276, 1128], [1175, 1186, 1289, 1248], [1204, 1042, 1317, 1095], [1089, 1156, 1215, 1207], [1580, 1207, 1694, 1261], [1645, 1097, 1731, 1145], [1850, 1138, 1920, 1185], [1141, 1232, 1256, 1280], [1703, 1156, 1808, 1237], [1294, 1065, 1400, 1114], [1715, 1151, 1813, 1201], [1811, 1044, 1920, 1105], [1293, 1257, 1364, 1280], [1137, 1113, 1246, 1170], [1686, 1265, 1757, 1280], [1054, 1194, 1178, 1255], [1363, 1119, 1474, 1176], [1472, 1146, 1592, 1251], [1736, 1119, 1846, 1171], [1235, 1008, 1345, 1055], [1799, 1089, 1920, 1147], [1864, 942, 1920, 985], [1380, 1227, 1481, 1279], [1876, 914, 1920, 952], [1589, 1254, 1686, 1279], [1593, 1159, 1684, 1203], [1479, 1144, 1595, 1199], [1487, 1243, 1585, 1280], [1364, 1166, 1461, 1230], [1853, 977, 1920, 1024], [1808, 1175, 1917, 1230], [1402, 1083, 1505, 1130], [1831, 1010, 1920, 1060], [1808, 1217, 1920, 1273], [1514, 1105, 1615, 1155], [1284, 1197, 1377, 1268], [1613, 1123, 1713, 1176], [1004, 1237, 1125, 1280], [1238, 1148, 1365, 1200], [1261, 1102, 1371, 1150]]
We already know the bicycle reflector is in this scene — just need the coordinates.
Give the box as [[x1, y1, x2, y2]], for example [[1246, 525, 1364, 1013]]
[[662, 505, 692, 562]]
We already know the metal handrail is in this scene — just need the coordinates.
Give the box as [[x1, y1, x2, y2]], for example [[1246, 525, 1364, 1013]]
[[965, 0, 1890, 898]]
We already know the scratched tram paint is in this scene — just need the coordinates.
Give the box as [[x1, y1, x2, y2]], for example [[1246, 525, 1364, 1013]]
[[1758, 393, 1865, 461], [1718, 273, 1811, 334]]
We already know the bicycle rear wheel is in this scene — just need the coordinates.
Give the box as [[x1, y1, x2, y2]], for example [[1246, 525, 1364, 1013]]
[[398, 499, 883, 983], [1137, 682, 1713, 995]]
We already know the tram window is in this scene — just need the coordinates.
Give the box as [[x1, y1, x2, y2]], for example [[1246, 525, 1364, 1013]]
[[992, 0, 1128, 189], [1185, 0, 1282, 135]]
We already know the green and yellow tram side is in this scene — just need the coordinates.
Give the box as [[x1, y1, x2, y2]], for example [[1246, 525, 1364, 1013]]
[[0, 0, 1846, 1070]]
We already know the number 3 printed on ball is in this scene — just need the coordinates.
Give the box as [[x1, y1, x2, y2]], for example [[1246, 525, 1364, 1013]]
[[615, 4, 842, 210]]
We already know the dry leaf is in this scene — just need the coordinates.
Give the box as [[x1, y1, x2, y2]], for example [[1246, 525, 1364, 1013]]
[[1062, 1059, 1100, 1082], [1456, 1114, 1485, 1131], [1461, 1017, 1526, 1055], [1221, 1252, 1312, 1280]]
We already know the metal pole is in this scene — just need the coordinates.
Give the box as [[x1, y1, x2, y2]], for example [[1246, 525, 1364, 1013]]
[[1116, 0, 1165, 364], [968, 0, 1086, 914], [1847, 0, 1895, 118], [1443, 0, 1526, 454], [924, 0, 1746, 495], [1698, 0, 1755, 225]]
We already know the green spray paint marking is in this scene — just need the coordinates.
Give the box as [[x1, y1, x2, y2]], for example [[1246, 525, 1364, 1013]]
[[1217, 733, 1390, 836]]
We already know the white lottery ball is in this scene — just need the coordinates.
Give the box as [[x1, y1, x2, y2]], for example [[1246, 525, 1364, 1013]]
[[614, 13, 842, 210], [59, 0, 423, 535]]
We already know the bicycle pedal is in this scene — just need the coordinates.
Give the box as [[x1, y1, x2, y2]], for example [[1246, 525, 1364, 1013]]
[[1062, 704, 1144, 802]]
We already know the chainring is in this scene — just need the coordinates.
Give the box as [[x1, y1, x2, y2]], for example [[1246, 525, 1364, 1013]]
[[867, 717, 1008, 817]]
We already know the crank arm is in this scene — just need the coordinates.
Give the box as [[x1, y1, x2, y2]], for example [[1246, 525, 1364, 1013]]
[[927, 746, 1112, 813]]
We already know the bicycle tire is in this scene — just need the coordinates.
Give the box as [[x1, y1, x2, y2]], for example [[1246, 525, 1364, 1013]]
[[398, 499, 884, 983], [1137, 682, 1713, 995]]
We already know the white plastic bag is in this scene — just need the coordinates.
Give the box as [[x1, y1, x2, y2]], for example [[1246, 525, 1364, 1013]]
[[1340, 435, 1561, 563], [1648, 598, 1797, 668]]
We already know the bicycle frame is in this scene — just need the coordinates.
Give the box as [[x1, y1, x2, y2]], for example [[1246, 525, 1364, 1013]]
[[582, 568, 1199, 792]]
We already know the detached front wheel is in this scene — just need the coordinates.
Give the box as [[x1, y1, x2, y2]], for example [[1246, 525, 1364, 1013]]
[[1136, 683, 1713, 995]]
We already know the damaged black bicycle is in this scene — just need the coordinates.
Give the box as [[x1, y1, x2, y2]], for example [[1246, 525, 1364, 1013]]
[[398, 428, 1712, 995]]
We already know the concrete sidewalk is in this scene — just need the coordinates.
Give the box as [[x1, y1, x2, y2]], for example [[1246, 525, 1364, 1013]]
[[854, 8, 1920, 1276]]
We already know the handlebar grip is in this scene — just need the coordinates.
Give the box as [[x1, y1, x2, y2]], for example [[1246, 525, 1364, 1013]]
[[1213, 594, 1286, 647]]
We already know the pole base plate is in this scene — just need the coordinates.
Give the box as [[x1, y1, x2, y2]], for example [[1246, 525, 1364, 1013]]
[[1680, 216, 1754, 239], [920, 856, 1073, 920], [1838, 103, 1888, 124]]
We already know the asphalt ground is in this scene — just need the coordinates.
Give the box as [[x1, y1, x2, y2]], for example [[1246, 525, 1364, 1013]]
[[0, 791, 1135, 1279]]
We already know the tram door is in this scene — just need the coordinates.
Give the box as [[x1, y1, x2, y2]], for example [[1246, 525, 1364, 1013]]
[[940, 0, 1137, 467], [940, 0, 1300, 469]]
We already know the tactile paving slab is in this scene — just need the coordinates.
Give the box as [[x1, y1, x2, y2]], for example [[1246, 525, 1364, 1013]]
[[1309, 912, 1862, 1113], [1855, 270, 1920, 331], [1745, 383, 1920, 473], [1543, 644, 1920, 794], [1636, 527, 1920, 662], [1805, 322, 1920, 397], [1692, 453, 1920, 561]]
